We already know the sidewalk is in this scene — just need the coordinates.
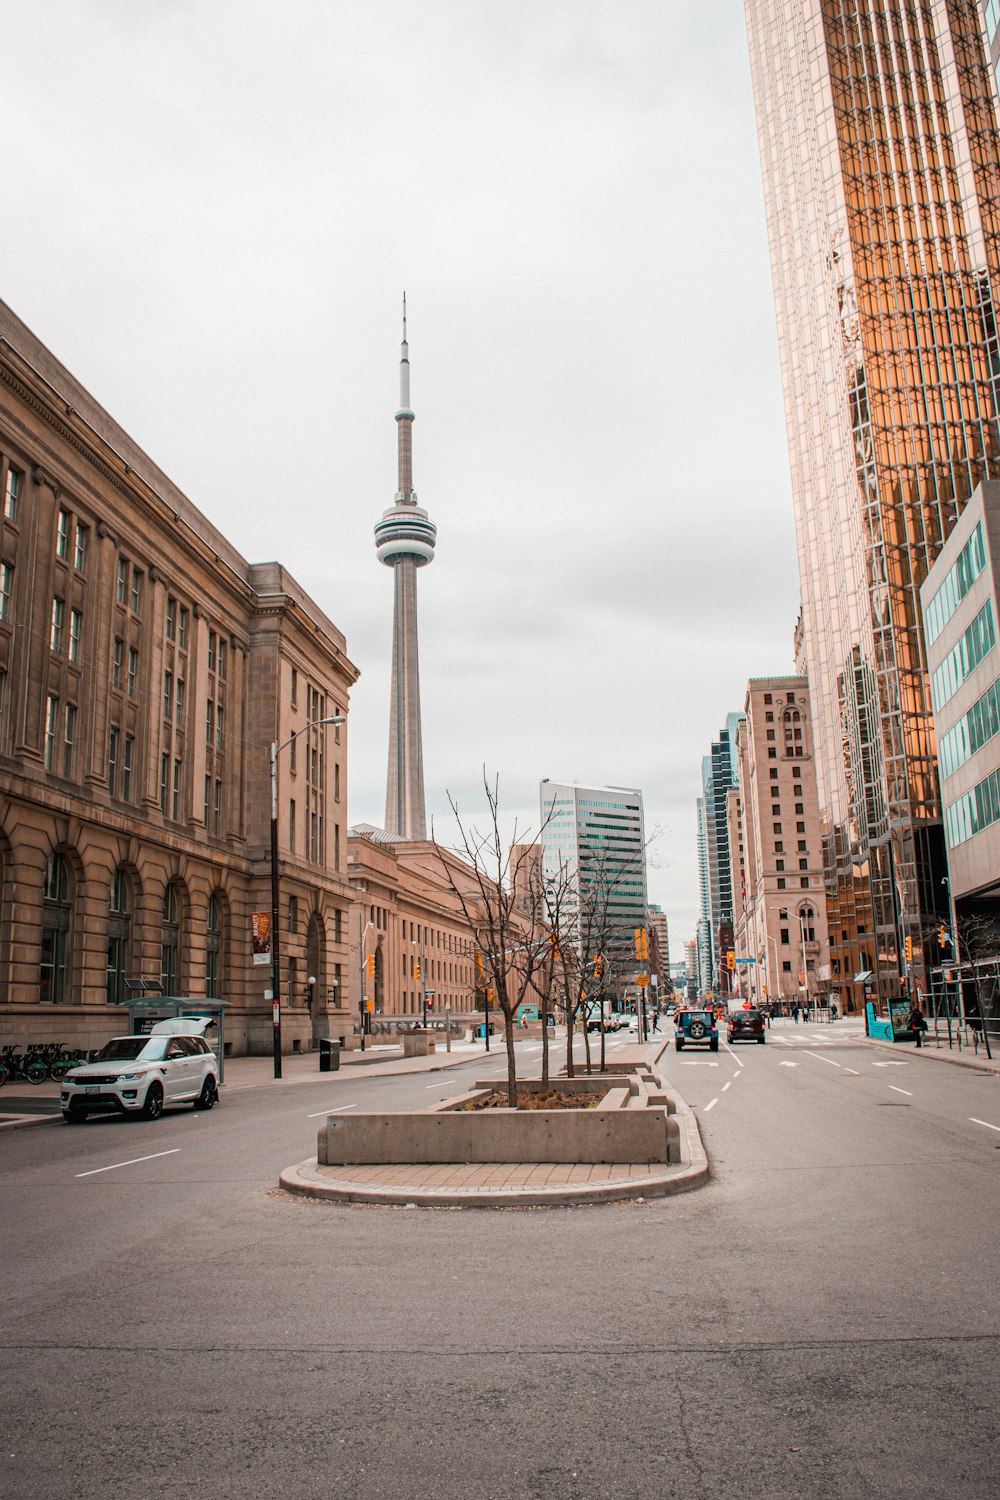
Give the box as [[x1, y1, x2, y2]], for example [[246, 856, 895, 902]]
[[280, 1151, 707, 1208], [0, 1039, 484, 1131], [862, 1033, 1000, 1074]]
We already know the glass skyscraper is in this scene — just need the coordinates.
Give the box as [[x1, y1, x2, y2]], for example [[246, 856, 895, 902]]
[[539, 780, 648, 969], [696, 716, 743, 993], [745, 0, 1000, 1005]]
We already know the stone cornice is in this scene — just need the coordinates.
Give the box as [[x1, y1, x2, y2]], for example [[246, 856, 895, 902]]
[[0, 351, 253, 612]]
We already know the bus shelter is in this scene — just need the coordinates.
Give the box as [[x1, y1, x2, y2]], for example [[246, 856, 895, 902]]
[[113, 997, 231, 1083]]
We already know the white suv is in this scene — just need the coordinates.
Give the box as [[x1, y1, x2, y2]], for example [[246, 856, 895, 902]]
[[61, 1020, 219, 1123]]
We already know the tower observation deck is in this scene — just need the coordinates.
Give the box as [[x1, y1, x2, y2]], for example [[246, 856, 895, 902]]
[[375, 296, 437, 840]]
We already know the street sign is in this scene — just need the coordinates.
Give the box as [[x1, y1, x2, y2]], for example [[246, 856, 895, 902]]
[[734, 957, 756, 965], [636, 972, 649, 987]]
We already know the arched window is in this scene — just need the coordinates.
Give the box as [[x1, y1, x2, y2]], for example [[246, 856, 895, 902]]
[[161, 882, 182, 994], [107, 867, 132, 1004], [783, 708, 805, 759], [799, 906, 816, 944], [40, 853, 71, 1003], [206, 892, 223, 999], [306, 912, 324, 995]]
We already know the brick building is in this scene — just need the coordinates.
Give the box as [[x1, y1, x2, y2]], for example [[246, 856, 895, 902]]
[[733, 676, 833, 1011]]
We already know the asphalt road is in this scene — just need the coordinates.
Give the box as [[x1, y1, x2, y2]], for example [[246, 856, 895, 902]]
[[3, 1021, 998, 1499]]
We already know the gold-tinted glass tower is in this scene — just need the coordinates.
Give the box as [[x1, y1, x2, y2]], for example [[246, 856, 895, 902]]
[[374, 298, 437, 839], [745, 1, 1000, 1006]]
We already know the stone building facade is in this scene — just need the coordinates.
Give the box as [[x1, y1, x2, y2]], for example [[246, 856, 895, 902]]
[[347, 828, 480, 1026], [0, 298, 358, 1055]]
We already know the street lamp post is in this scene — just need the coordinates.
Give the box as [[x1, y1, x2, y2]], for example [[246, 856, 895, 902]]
[[270, 713, 344, 1079]]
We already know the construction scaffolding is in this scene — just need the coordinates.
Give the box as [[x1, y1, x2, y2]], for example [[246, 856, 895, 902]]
[[926, 960, 998, 1060]]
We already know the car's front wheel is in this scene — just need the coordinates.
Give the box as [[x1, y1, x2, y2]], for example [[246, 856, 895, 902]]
[[140, 1082, 164, 1121], [62, 1107, 85, 1125], [193, 1076, 217, 1111]]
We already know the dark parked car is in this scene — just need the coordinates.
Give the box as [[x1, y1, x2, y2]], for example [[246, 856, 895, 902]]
[[675, 1008, 719, 1052], [727, 1007, 766, 1044]]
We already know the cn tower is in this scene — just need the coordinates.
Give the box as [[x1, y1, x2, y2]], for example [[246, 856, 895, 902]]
[[374, 296, 437, 840]]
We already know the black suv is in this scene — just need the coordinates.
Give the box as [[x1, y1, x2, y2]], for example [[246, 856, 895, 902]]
[[727, 1008, 766, 1044]]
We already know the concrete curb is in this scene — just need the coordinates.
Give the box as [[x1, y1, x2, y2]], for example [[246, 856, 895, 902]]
[[0, 1111, 61, 1131], [278, 1073, 709, 1209], [278, 1152, 709, 1208], [861, 1036, 1000, 1075]]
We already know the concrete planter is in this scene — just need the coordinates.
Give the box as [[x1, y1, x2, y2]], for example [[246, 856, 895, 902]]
[[317, 1077, 680, 1166]]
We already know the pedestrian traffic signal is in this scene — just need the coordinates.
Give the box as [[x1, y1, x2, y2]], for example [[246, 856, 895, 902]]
[[904, 935, 912, 963]]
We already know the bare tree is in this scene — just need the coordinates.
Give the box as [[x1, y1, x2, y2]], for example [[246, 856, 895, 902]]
[[542, 834, 651, 1076], [436, 772, 550, 1106]]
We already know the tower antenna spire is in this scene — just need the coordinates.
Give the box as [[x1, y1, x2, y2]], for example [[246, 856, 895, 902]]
[[397, 291, 413, 492]]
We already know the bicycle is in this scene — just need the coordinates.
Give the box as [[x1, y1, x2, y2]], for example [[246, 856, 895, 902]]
[[0, 1045, 49, 1086]]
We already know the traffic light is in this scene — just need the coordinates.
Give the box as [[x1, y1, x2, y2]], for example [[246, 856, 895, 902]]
[[726, 950, 736, 971], [413, 960, 421, 982], [904, 935, 913, 963], [938, 925, 947, 948], [366, 954, 375, 978], [475, 952, 486, 979], [593, 954, 604, 979]]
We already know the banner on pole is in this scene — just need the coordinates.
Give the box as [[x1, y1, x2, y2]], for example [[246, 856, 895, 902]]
[[251, 912, 272, 966]]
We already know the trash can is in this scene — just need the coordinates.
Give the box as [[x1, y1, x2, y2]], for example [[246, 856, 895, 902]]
[[318, 1038, 341, 1072]]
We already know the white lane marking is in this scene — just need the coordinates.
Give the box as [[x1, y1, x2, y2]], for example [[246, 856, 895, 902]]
[[702, 1098, 719, 1112], [844, 1068, 861, 1075], [75, 1149, 180, 1179], [889, 1086, 913, 1096], [872, 1061, 908, 1067], [970, 1117, 1000, 1133], [679, 1060, 719, 1066], [306, 1103, 358, 1119], [722, 1081, 732, 1092], [804, 1050, 843, 1069], [778, 1061, 798, 1068]]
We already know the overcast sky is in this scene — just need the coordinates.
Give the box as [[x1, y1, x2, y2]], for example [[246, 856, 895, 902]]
[[3, 0, 800, 956]]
